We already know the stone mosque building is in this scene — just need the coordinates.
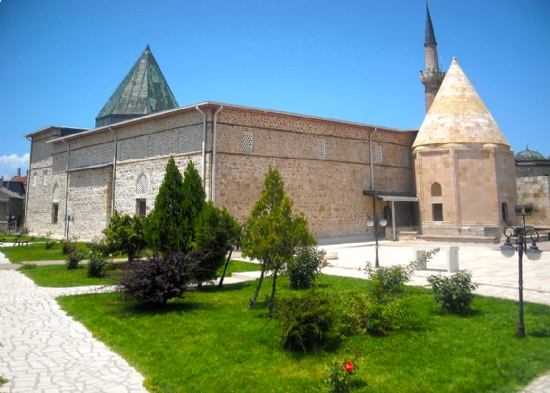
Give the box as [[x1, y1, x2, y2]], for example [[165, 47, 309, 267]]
[[24, 5, 539, 242]]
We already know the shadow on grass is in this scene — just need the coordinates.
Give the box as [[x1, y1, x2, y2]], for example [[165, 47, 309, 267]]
[[529, 330, 550, 338]]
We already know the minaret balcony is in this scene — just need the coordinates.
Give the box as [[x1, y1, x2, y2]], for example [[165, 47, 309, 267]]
[[420, 70, 446, 85]]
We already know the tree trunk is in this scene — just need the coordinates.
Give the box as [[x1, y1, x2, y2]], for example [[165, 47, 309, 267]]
[[267, 271, 278, 317], [217, 249, 233, 288], [248, 262, 266, 309]]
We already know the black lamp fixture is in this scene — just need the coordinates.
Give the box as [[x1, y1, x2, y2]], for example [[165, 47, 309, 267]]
[[366, 210, 387, 268], [500, 225, 542, 338]]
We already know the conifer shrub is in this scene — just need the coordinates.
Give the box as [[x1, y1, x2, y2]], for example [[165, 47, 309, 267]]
[[116, 250, 209, 306], [288, 246, 327, 290], [427, 270, 478, 315], [274, 289, 336, 352], [44, 240, 56, 249], [193, 201, 240, 284]]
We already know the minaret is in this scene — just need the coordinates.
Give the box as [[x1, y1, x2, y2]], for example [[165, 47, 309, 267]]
[[420, 1, 445, 113]]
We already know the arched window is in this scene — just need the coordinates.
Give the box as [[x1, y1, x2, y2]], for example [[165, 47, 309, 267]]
[[501, 202, 509, 225], [136, 174, 148, 195], [431, 182, 442, 197], [52, 183, 60, 202]]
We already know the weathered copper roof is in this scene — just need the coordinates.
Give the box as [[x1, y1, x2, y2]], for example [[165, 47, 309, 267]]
[[413, 58, 510, 148], [516, 146, 547, 161], [425, 4, 437, 45], [95, 45, 178, 127]]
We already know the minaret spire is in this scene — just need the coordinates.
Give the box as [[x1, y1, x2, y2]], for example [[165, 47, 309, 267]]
[[420, 1, 445, 113]]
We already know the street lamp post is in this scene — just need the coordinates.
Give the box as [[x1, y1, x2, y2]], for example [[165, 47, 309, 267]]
[[500, 222, 542, 338], [367, 210, 387, 268], [65, 215, 75, 239]]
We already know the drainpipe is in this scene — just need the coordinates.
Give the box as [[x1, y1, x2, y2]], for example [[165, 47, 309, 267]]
[[108, 127, 118, 218], [61, 138, 70, 239], [24, 136, 33, 230], [212, 105, 223, 204], [369, 127, 377, 191], [195, 106, 207, 190]]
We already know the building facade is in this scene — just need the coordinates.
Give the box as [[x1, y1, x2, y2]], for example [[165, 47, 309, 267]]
[[24, 5, 527, 242]]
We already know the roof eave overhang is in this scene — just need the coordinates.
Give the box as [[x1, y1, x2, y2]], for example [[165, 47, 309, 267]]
[[362, 190, 419, 202]]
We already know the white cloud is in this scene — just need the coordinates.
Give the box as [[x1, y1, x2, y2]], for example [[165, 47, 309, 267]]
[[0, 153, 30, 180]]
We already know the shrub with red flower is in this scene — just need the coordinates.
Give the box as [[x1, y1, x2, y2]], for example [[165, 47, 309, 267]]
[[324, 352, 361, 393]]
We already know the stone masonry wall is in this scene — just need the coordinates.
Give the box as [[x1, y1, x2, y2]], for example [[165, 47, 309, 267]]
[[27, 106, 418, 240], [517, 176, 550, 227], [215, 107, 416, 239]]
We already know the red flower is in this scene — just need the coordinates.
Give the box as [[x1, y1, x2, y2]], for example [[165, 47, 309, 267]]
[[344, 360, 354, 373]]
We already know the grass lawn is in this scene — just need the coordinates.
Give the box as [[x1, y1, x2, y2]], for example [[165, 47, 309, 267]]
[[17, 260, 262, 287], [1, 242, 67, 262], [57, 275, 550, 393]]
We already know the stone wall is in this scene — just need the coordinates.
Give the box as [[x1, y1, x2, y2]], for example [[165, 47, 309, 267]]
[[26, 105, 418, 241], [517, 176, 550, 228]]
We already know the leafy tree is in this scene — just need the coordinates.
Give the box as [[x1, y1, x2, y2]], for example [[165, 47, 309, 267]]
[[241, 166, 315, 314], [143, 157, 205, 254], [193, 201, 241, 284], [102, 210, 146, 261]]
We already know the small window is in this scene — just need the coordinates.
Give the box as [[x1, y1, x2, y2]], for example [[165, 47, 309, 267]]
[[52, 184, 59, 202], [120, 145, 127, 161], [502, 202, 509, 225], [374, 146, 383, 163], [244, 132, 253, 153], [52, 203, 59, 224], [33, 172, 37, 187], [136, 174, 148, 195], [432, 204, 443, 222], [148, 139, 155, 157], [136, 199, 147, 218], [93, 149, 98, 165], [317, 140, 326, 159], [400, 150, 408, 166], [431, 182, 442, 197], [42, 170, 48, 185], [179, 134, 186, 154]]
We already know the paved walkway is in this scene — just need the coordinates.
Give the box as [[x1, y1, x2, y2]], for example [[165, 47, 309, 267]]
[[0, 239, 549, 392]]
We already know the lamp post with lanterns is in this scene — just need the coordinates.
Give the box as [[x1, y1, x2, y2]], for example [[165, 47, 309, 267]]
[[65, 215, 75, 240], [367, 210, 387, 268], [500, 204, 542, 338]]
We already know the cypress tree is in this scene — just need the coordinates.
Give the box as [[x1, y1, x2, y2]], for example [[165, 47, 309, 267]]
[[143, 156, 188, 253]]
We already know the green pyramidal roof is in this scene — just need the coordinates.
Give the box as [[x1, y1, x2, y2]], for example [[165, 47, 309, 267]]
[[95, 45, 179, 127]]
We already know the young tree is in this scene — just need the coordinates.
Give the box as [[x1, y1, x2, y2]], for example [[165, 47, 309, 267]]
[[102, 210, 146, 261], [241, 166, 315, 314], [143, 156, 187, 253], [193, 201, 241, 284], [143, 158, 207, 254], [181, 160, 206, 250]]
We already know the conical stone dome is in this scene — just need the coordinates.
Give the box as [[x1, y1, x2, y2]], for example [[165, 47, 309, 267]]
[[413, 58, 510, 149]]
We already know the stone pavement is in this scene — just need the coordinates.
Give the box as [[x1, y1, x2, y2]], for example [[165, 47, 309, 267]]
[[1, 238, 550, 392]]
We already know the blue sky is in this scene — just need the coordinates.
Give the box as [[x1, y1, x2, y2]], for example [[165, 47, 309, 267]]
[[1, 0, 549, 179]]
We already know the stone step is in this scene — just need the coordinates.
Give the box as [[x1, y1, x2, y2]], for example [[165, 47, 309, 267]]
[[416, 235, 499, 244]]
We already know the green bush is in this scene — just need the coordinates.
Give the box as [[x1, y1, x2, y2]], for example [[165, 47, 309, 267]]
[[288, 246, 327, 290], [341, 293, 409, 336], [274, 289, 336, 352], [87, 251, 111, 278], [116, 250, 209, 306], [62, 241, 76, 255], [66, 250, 85, 269], [427, 270, 478, 315], [45, 240, 56, 250]]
